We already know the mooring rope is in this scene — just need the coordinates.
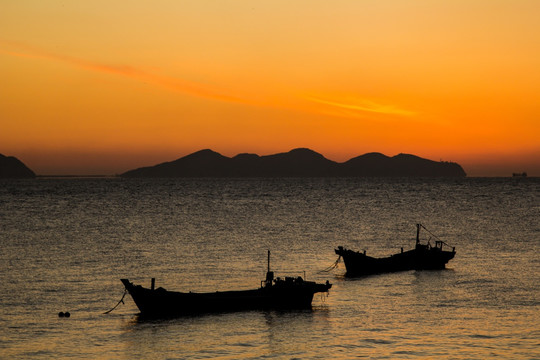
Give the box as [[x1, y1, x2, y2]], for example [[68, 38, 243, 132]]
[[103, 289, 128, 314], [318, 255, 341, 273]]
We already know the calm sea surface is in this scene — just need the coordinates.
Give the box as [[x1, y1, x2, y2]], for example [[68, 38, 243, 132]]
[[0, 178, 538, 359]]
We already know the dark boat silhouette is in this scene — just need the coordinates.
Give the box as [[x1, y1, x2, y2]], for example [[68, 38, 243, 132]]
[[335, 224, 456, 277], [121, 251, 331, 316]]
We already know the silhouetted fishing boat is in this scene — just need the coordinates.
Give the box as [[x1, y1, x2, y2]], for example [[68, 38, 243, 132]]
[[335, 224, 456, 276], [121, 251, 331, 316]]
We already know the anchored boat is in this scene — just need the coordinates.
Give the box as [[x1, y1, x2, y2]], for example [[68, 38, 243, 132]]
[[335, 224, 456, 277], [121, 251, 331, 316]]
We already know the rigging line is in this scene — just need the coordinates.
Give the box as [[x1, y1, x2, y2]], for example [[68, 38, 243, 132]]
[[103, 289, 127, 314], [420, 224, 452, 247], [420, 224, 442, 242]]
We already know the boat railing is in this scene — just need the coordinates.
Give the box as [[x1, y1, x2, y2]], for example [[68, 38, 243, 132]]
[[261, 273, 308, 288], [263, 250, 310, 287], [435, 240, 455, 252], [419, 224, 455, 253]]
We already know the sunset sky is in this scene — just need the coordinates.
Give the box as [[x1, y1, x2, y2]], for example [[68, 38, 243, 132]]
[[1, 1, 539, 176]]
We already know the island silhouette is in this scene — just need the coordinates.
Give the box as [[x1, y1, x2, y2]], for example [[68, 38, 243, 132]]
[[0, 154, 36, 178], [121, 148, 466, 178]]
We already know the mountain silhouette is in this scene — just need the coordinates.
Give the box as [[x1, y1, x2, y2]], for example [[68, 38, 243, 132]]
[[121, 148, 466, 178], [342, 152, 466, 177], [237, 148, 338, 177], [0, 154, 36, 178], [123, 149, 231, 177]]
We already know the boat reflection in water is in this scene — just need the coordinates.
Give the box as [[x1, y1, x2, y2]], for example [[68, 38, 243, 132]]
[[335, 224, 456, 277], [121, 251, 331, 317]]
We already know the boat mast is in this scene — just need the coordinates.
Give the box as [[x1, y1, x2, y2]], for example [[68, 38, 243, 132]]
[[416, 224, 421, 245], [265, 250, 274, 287]]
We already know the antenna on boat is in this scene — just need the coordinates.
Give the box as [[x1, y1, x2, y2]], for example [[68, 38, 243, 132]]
[[265, 250, 274, 287]]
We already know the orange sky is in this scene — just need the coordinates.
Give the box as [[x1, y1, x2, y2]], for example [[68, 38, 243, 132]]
[[1, 1, 539, 176]]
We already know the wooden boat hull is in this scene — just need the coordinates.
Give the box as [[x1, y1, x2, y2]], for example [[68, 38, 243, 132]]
[[335, 246, 456, 277], [335, 224, 456, 277], [121, 278, 331, 316]]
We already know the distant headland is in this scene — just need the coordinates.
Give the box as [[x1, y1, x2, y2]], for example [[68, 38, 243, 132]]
[[0, 154, 36, 178], [120, 148, 467, 178]]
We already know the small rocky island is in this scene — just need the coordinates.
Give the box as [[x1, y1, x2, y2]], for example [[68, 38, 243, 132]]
[[0, 154, 36, 178], [121, 148, 466, 178]]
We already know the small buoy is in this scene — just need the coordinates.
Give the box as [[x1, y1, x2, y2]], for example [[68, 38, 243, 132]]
[[64, 312, 70, 318], [58, 312, 65, 317]]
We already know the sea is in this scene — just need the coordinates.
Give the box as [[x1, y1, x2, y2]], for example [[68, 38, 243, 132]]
[[0, 177, 538, 359]]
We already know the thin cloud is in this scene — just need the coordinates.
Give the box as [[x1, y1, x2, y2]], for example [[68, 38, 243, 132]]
[[2, 41, 416, 118], [1, 41, 243, 103], [306, 96, 416, 117]]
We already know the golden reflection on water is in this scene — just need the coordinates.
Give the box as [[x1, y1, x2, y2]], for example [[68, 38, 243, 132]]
[[2, 178, 539, 359]]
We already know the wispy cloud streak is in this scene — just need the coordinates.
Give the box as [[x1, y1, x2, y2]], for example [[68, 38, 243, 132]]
[[1, 41, 243, 103], [2, 41, 416, 117], [306, 96, 416, 117]]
